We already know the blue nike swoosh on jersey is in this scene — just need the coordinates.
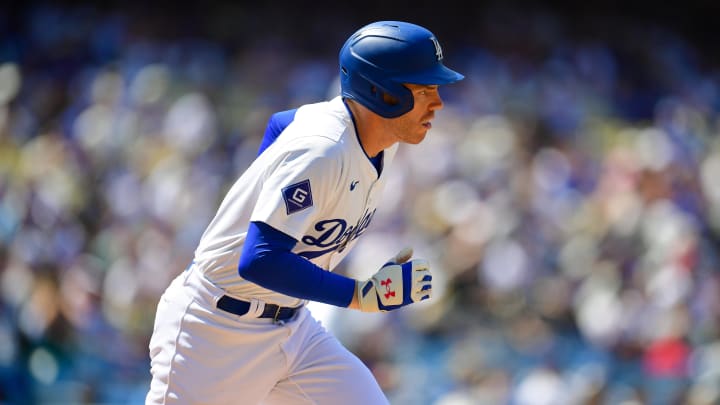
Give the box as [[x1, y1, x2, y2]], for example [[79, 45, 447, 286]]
[[350, 181, 359, 191]]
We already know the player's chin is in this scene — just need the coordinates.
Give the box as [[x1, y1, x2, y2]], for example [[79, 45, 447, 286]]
[[405, 131, 428, 144]]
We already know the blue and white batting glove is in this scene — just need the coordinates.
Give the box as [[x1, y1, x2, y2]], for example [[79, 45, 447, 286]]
[[357, 248, 433, 312]]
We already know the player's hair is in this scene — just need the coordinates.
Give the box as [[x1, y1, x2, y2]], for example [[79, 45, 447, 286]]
[[339, 21, 464, 118]]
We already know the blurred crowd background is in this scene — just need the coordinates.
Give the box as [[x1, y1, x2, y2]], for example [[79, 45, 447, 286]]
[[2, 1, 720, 404]]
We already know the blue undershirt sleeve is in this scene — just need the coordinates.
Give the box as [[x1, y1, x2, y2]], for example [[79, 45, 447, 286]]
[[238, 221, 356, 307], [257, 109, 298, 156]]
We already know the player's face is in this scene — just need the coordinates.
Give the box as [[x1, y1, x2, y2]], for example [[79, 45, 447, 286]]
[[388, 84, 444, 144]]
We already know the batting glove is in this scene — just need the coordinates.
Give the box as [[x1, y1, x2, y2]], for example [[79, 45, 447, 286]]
[[357, 248, 433, 312]]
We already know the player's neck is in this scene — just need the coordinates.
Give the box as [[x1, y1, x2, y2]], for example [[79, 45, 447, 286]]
[[346, 100, 393, 158]]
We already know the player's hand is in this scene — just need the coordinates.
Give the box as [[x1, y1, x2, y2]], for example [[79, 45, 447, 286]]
[[356, 248, 432, 312]]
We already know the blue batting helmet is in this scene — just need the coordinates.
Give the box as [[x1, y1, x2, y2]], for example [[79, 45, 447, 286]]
[[339, 21, 464, 118]]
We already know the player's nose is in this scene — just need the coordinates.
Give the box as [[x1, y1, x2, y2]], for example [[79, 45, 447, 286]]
[[429, 92, 444, 111]]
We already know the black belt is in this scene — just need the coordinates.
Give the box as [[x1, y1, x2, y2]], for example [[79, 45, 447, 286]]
[[216, 295, 299, 322]]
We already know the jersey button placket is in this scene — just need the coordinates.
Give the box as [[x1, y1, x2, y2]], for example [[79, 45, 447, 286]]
[[364, 180, 377, 210]]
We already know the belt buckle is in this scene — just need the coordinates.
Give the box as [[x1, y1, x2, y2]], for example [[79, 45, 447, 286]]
[[272, 306, 285, 325]]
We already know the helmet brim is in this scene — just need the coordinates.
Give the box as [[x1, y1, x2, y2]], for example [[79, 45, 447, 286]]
[[392, 64, 464, 85]]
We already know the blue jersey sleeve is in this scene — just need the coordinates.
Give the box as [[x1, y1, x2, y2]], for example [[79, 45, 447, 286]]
[[257, 109, 298, 156], [238, 221, 356, 307]]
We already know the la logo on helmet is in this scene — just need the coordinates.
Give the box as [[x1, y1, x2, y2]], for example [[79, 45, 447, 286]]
[[430, 36, 443, 61]]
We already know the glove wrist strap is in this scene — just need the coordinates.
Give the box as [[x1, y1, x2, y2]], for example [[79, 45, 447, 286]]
[[357, 280, 380, 312]]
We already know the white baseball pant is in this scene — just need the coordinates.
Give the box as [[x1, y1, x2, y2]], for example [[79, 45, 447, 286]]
[[145, 266, 389, 405]]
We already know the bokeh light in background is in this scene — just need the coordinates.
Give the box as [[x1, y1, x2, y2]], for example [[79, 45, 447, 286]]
[[2, 1, 720, 404]]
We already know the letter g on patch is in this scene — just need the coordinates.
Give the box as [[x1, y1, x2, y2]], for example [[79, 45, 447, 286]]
[[282, 179, 313, 214]]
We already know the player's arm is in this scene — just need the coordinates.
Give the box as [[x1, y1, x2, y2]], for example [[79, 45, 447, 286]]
[[238, 221, 432, 311], [238, 221, 356, 307]]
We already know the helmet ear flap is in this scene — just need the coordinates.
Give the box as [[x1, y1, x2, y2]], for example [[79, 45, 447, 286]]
[[341, 69, 414, 118], [381, 89, 398, 106]]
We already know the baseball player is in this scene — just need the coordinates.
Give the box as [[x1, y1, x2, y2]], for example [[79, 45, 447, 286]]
[[146, 20, 463, 404]]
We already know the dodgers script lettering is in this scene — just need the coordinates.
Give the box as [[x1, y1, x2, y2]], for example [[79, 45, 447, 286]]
[[298, 208, 377, 259]]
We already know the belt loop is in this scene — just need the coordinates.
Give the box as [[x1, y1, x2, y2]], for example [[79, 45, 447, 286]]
[[273, 306, 285, 325], [248, 298, 265, 318]]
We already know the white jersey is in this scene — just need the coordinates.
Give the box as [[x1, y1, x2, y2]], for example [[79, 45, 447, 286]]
[[192, 96, 397, 307]]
